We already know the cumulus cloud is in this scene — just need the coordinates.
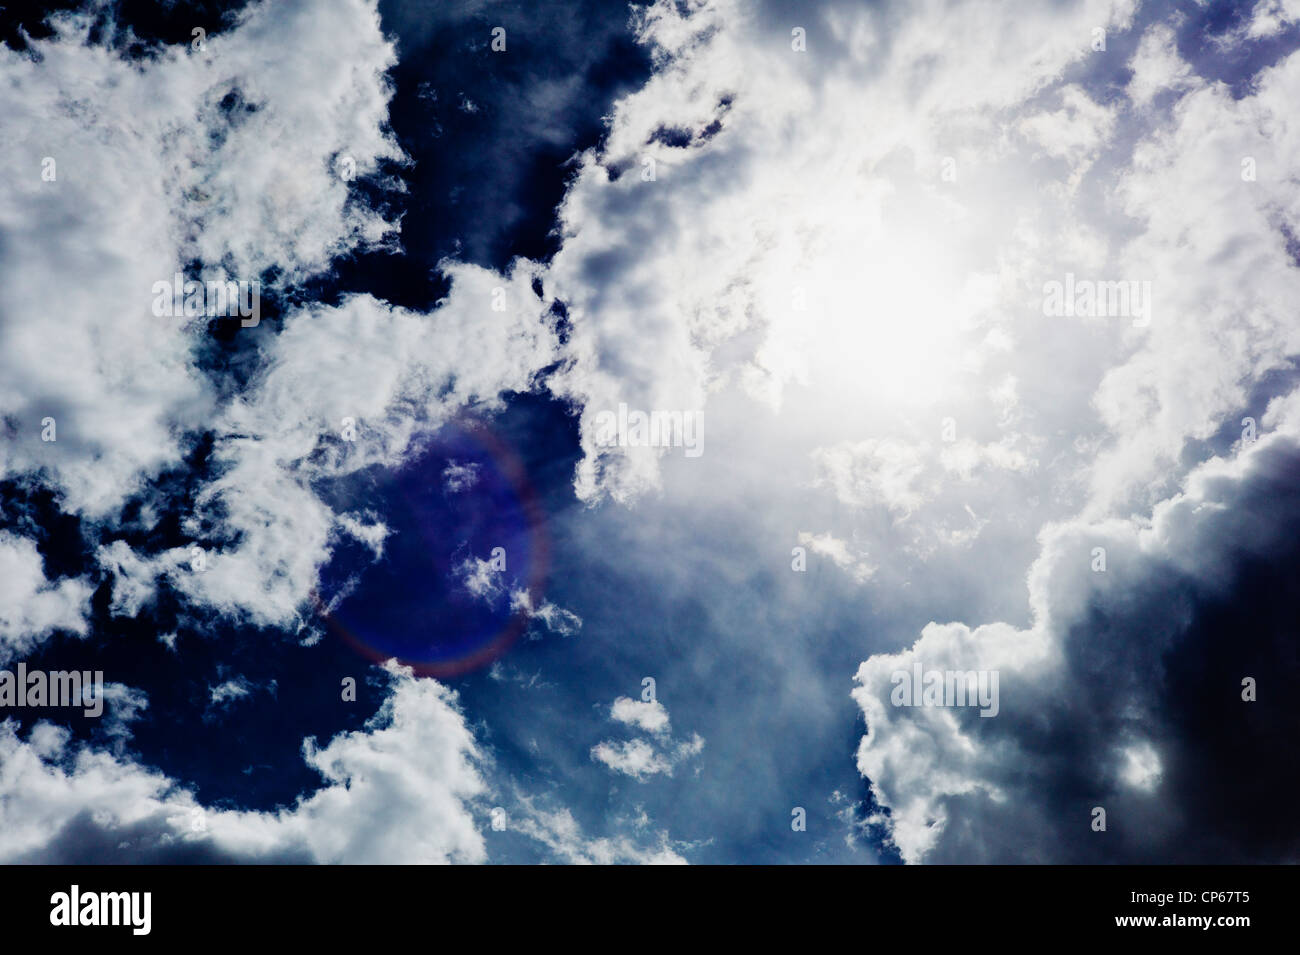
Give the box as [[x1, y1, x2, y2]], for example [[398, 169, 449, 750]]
[[1241, 0, 1300, 40], [0, 663, 488, 864], [853, 399, 1300, 863], [106, 263, 559, 628], [1086, 36, 1300, 514], [592, 696, 702, 780], [1127, 23, 1195, 107], [0, 532, 92, 659], [0, 0, 403, 518], [610, 696, 671, 735]]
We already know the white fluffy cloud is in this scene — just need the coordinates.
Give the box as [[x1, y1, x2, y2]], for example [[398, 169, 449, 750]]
[[1127, 23, 1194, 106], [592, 696, 703, 780], [0, 532, 92, 660], [124, 267, 559, 628], [1088, 36, 1300, 514], [0, 0, 402, 518], [0, 663, 487, 864], [610, 696, 671, 735]]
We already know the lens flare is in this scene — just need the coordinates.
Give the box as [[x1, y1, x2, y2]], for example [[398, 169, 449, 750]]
[[318, 418, 550, 678]]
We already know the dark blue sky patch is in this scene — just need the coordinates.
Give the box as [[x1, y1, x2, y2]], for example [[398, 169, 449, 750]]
[[0, 0, 250, 56], [319, 418, 550, 677], [306, 0, 655, 314]]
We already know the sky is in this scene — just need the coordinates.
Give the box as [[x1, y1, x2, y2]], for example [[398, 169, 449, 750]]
[[0, 0, 1298, 864]]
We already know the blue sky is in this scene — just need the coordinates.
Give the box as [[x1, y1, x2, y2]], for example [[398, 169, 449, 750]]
[[1, 0, 1299, 864]]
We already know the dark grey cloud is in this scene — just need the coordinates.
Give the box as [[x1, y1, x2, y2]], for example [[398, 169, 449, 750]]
[[857, 427, 1300, 863]]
